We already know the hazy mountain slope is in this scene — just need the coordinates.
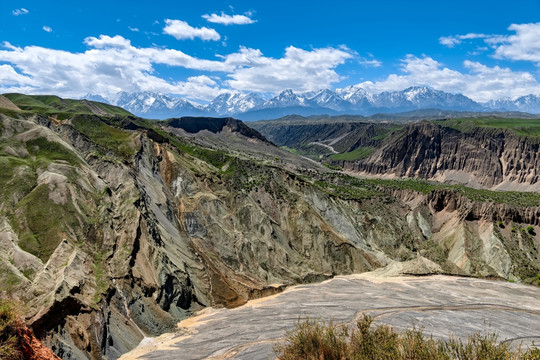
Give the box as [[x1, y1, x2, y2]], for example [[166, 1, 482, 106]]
[[0, 98, 539, 359], [250, 120, 399, 156], [486, 94, 540, 114], [3, 93, 132, 118]]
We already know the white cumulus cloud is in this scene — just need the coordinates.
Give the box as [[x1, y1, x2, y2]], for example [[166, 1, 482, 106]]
[[358, 57, 382, 68], [163, 19, 220, 41], [439, 33, 488, 48], [0, 35, 354, 101], [202, 12, 256, 25], [439, 23, 540, 65], [0, 37, 224, 100], [490, 22, 540, 63], [358, 55, 540, 102], [42, 26, 53, 33], [226, 46, 353, 93], [84, 35, 132, 48], [12, 8, 29, 16]]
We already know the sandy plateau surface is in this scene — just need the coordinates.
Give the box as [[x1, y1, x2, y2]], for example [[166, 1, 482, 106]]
[[120, 273, 540, 360]]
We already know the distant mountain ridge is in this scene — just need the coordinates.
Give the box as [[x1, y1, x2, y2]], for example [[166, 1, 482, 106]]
[[84, 87, 540, 120]]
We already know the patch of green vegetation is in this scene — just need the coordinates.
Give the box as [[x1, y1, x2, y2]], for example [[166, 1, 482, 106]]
[[0, 298, 23, 360], [322, 163, 342, 170], [71, 115, 138, 158], [191, 146, 232, 169], [3, 93, 132, 118], [0, 135, 87, 216], [310, 173, 540, 207], [451, 185, 540, 207], [0, 108, 23, 119], [11, 183, 84, 261], [331, 147, 375, 161], [0, 156, 37, 211], [147, 125, 236, 171], [495, 225, 539, 284], [420, 239, 449, 267], [22, 269, 34, 280], [0, 268, 22, 295], [26, 137, 81, 165], [280, 146, 298, 154], [314, 179, 382, 200], [92, 251, 108, 306], [436, 117, 540, 137], [275, 315, 540, 360], [359, 177, 540, 207], [372, 125, 404, 141]]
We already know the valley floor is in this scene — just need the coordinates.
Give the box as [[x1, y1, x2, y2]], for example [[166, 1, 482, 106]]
[[120, 270, 540, 360]]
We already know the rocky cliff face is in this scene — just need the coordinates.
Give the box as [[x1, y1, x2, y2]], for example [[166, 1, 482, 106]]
[[339, 122, 540, 191], [0, 110, 539, 359], [166, 116, 270, 143]]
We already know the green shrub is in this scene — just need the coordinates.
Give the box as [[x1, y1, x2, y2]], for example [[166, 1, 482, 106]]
[[527, 226, 535, 235], [274, 315, 540, 360], [322, 163, 342, 171], [274, 318, 348, 360], [0, 298, 23, 360]]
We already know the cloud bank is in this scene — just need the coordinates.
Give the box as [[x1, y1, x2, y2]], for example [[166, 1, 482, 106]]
[[0, 35, 353, 101], [359, 55, 540, 102], [2, 21, 540, 102]]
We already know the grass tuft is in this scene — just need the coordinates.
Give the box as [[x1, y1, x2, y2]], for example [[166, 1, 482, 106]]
[[274, 315, 540, 360], [0, 298, 23, 360]]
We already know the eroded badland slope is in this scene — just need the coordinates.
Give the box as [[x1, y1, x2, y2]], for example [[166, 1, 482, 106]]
[[0, 97, 539, 359]]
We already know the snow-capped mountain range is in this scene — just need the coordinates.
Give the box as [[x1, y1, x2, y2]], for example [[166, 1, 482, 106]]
[[84, 87, 540, 120]]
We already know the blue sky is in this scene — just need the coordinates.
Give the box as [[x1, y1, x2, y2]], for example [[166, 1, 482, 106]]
[[1, 0, 540, 102]]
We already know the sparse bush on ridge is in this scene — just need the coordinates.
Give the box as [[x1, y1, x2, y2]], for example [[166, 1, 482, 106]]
[[274, 315, 540, 360], [0, 298, 23, 360]]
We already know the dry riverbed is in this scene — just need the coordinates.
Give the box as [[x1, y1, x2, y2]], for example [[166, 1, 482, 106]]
[[120, 273, 540, 360]]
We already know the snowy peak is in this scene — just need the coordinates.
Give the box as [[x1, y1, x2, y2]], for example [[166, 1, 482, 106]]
[[511, 94, 540, 113], [403, 86, 435, 101], [487, 94, 540, 113], [85, 91, 206, 119], [115, 91, 202, 113], [206, 92, 265, 115], [83, 93, 110, 104], [263, 89, 306, 108], [303, 89, 349, 111], [371, 86, 483, 111], [82, 87, 540, 119]]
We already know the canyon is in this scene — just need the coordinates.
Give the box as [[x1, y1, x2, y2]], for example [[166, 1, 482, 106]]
[[0, 94, 539, 359]]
